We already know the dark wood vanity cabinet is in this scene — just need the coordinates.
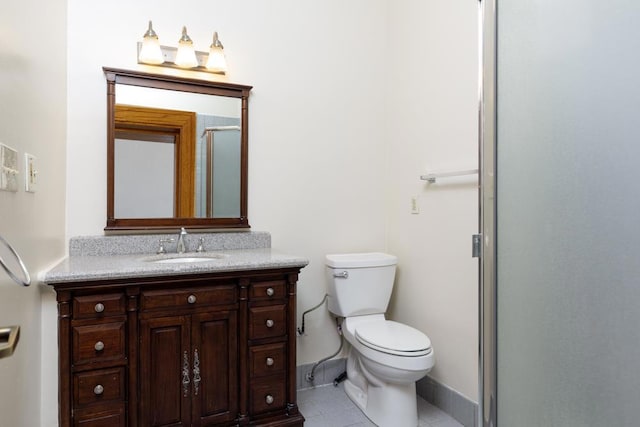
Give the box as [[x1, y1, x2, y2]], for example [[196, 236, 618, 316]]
[[53, 268, 304, 427], [137, 283, 239, 426]]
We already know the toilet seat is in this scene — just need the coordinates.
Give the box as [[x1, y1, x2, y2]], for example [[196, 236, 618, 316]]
[[355, 320, 431, 357]]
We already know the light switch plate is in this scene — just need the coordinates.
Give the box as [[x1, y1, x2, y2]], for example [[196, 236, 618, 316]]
[[0, 143, 19, 192], [25, 153, 37, 193]]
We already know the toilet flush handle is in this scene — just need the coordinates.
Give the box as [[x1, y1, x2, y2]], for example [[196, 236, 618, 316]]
[[333, 271, 349, 279]]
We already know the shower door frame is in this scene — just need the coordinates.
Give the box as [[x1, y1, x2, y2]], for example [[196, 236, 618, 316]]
[[478, 0, 497, 426]]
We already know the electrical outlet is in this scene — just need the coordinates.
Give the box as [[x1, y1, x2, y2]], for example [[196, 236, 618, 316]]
[[411, 195, 420, 214], [25, 153, 37, 193]]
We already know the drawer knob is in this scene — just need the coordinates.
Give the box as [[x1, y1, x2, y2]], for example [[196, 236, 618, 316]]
[[265, 394, 274, 405], [266, 287, 275, 297], [94, 384, 104, 395], [94, 303, 105, 313], [94, 341, 105, 351], [265, 319, 274, 328], [266, 357, 274, 366], [187, 295, 197, 304]]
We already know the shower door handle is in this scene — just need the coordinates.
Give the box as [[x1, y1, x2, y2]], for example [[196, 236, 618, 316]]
[[472, 234, 483, 258]]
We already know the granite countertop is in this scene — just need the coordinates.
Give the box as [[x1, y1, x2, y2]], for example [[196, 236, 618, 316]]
[[44, 248, 309, 284], [43, 232, 309, 284]]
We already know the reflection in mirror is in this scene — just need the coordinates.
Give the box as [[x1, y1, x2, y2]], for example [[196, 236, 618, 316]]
[[116, 86, 239, 218], [200, 125, 241, 218], [114, 104, 196, 218], [104, 67, 252, 231], [115, 130, 175, 218]]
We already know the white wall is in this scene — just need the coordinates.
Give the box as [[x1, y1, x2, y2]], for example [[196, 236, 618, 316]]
[[0, 0, 67, 426], [386, 0, 479, 400], [65, 0, 478, 405]]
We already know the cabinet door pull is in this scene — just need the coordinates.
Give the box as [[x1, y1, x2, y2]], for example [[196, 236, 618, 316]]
[[265, 394, 274, 405], [93, 384, 104, 395], [266, 287, 275, 297], [182, 351, 191, 397], [265, 319, 274, 328], [94, 303, 105, 313], [193, 349, 201, 396], [266, 357, 274, 366], [187, 294, 197, 304], [94, 341, 105, 351]]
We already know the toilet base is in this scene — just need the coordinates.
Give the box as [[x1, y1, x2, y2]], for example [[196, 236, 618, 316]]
[[343, 377, 419, 427]]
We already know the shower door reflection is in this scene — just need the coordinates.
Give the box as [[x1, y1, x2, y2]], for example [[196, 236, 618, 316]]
[[198, 125, 241, 218]]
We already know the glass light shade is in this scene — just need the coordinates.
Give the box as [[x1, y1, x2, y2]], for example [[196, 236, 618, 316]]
[[206, 32, 227, 73], [206, 47, 227, 73], [174, 26, 198, 68], [139, 37, 163, 65], [138, 21, 164, 65]]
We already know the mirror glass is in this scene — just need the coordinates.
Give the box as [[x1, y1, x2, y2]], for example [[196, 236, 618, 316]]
[[104, 68, 251, 231], [116, 86, 241, 218]]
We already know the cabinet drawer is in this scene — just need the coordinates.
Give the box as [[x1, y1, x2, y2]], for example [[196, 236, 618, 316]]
[[250, 376, 287, 414], [250, 280, 286, 301], [140, 285, 236, 311], [73, 322, 126, 365], [74, 367, 125, 406], [249, 304, 287, 340], [73, 404, 125, 427], [73, 294, 125, 319], [250, 342, 286, 378]]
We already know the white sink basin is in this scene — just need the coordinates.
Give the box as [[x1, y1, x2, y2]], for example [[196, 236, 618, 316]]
[[144, 253, 227, 264]]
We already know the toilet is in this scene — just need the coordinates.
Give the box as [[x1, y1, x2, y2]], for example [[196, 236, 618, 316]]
[[325, 252, 434, 427]]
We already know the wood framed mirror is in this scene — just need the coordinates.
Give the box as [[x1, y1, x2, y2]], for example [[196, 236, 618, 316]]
[[104, 67, 252, 231]]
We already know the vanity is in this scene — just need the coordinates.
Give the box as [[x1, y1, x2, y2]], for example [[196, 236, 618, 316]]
[[45, 233, 307, 427], [43, 65, 308, 425]]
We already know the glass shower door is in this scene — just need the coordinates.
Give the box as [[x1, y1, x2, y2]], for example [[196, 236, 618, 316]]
[[483, 0, 640, 425]]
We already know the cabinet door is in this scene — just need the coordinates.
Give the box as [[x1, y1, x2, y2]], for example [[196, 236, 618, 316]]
[[191, 311, 238, 426], [139, 315, 191, 427]]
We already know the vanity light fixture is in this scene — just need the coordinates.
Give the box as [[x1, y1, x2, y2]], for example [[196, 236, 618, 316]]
[[137, 22, 228, 74]]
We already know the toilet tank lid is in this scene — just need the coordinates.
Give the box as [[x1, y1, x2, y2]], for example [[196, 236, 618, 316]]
[[325, 252, 397, 268]]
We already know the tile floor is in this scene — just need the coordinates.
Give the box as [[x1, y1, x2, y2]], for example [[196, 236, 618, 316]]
[[298, 383, 463, 427]]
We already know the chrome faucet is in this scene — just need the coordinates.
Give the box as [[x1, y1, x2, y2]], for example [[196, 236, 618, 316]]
[[177, 227, 188, 253]]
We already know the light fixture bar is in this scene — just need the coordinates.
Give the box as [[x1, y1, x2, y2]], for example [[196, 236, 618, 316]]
[[136, 42, 226, 75]]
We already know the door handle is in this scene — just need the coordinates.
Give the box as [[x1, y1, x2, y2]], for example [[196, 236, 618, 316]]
[[193, 349, 201, 396], [0, 326, 20, 359], [182, 351, 190, 397]]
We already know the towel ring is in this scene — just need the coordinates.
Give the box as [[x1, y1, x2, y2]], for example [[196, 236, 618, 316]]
[[0, 235, 31, 287]]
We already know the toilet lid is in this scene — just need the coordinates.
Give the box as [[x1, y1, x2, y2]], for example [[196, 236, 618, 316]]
[[355, 320, 431, 357]]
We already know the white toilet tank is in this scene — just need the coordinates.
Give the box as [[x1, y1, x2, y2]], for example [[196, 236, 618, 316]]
[[325, 252, 398, 317]]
